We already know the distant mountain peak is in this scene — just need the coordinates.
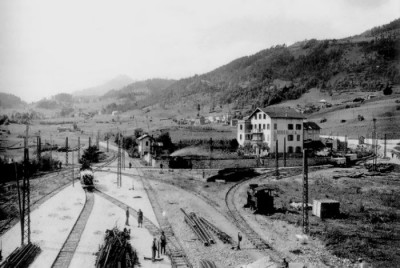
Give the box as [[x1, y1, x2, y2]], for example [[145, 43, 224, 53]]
[[73, 75, 134, 96]]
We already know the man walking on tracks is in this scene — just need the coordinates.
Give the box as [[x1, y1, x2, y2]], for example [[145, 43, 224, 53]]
[[138, 209, 143, 228], [160, 231, 167, 255], [125, 206, 130, 226], [151, 238, 158, 262]]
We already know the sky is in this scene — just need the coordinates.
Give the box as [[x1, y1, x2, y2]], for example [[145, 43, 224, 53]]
[[0, 0, 399, 102]]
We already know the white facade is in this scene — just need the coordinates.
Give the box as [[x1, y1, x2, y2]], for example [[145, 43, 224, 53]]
[[237, 107, 304, 153], [138, 135, 152, 157]]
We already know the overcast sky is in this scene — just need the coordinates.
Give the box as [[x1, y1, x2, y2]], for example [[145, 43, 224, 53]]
[[0, 0, 399, 102]]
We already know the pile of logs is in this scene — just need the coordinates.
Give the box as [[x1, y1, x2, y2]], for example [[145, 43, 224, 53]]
[[199, 217, 233, 245], [364, 163, 394, 173], [0, 243, 41, 268], [95, 228, 139, 268], [181, 209, 214, 246]]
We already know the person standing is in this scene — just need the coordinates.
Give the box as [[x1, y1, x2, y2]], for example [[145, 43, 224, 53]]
[[138, 209, 143, 228], [160, 231, 167, 255], [125, 206, 130, 226], [151, 238, 158, 262], [237, 232, 242, 250]]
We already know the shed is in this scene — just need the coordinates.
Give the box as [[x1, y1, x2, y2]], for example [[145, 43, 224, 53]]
[[312, 199, 340, 219]]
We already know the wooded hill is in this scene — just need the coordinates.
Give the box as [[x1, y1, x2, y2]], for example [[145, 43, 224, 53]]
[[0, 93, 26, 108], [144, 18, 400, 110]]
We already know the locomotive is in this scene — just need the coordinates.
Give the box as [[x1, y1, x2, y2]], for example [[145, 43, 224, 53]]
[[80, 167, 94, 190]]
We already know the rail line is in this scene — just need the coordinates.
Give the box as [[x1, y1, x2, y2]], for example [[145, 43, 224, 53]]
[[0, 152, 116, 235], [51, 190, 95, 268], [224, 174, 284, 263], [131, 161, 193, 268]]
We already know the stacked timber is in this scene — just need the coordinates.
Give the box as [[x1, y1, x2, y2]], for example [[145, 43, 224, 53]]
[[95, 228, 139, 268], [0, 243, 41, 268], [181, 209, 215, 246]]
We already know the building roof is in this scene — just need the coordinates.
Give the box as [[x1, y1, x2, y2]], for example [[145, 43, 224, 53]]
[[250, 107, 305, 119], [137, 134, 152, 141], [303, 121, 321, 130]]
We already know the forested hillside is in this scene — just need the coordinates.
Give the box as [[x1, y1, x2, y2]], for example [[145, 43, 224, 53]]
[[148, 18, 400, 109], [0, 93, 25, 108]]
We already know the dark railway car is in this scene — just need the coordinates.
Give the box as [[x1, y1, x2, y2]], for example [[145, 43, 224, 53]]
[[80, 168, 94, 190], [246, 184, 275, 214]]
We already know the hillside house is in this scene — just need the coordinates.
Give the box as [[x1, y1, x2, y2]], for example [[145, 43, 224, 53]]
[[137, 134, 153, 157], [303, 121, 321, 142], [237, 107, 305, 154], [194, 116, 205, 125]]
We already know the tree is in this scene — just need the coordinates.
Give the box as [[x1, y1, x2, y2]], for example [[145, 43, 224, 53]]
[[80, 146, 102, 163], [383, 84, 393, 95]]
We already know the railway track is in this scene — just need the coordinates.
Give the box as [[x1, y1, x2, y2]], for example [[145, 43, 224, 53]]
[[0, 152, 117, 235], [51, 190, 95, 268], [224, 173, 284, 263], [131, 161, 193, 268]]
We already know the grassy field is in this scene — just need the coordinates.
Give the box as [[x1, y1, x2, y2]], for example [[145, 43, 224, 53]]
[[265, 167, 400, 267]]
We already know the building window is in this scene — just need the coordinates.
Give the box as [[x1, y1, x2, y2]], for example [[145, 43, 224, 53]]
[[263, 114, 266, 119], [146, 141, 149, 146], [263, 124, 265, 129], [288, 124, 293, 130], [240, 124, 243, 130], [297, 135, 300, 141], [296, 146, 302, 153], [267, 124, 270, 130], [258, 124, 261, 130], [288, 146, 293, 153], [240, 134, 242, 140], [288, 135, 294, 141], [259, 114, 261, 119], [296, 124, 302, 130], [274, 123, 277, 130]]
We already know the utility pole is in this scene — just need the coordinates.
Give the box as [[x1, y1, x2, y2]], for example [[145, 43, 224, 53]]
[[275, 139, 279, 177], [96, 130, 100, 148], [89, 137, 91, 148], [78, 137, 81, 161], [65, 137, 68, 166], [302, 149, 309, 234], [122, 136, 125, 170], [21, 124, 31, 245], [372, 118, 377, 171], [384, 133, 387, 158], [117, 133, 122, 187], [72, 150, 74, 187], [283, 137, 286, 167], [36, 132, 41, 164]]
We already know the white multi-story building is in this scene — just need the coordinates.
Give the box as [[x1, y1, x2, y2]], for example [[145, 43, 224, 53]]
[[237, 107, 305, 154]]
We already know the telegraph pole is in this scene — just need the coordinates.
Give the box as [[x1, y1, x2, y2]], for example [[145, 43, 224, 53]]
[[72, 150, 74, 187], [372, 118, 377, 171], [302, 149, 309, 234], [21, 124, 31, 245], [283, 137, 286, 167], [78, 137, 81, 161], [275, 140, 279, 177], [96, 130, 100, 148], [65, 137, 68, 166], [384, 133, 387, 158], [117, 133, 122, 187]]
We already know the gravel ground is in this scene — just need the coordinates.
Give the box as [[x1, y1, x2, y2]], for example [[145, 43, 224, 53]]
[[147, 179, 266, 268]]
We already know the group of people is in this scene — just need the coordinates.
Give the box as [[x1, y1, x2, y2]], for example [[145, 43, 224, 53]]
[[151, 231, 167, 261], [125, 207, 143, 227]]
